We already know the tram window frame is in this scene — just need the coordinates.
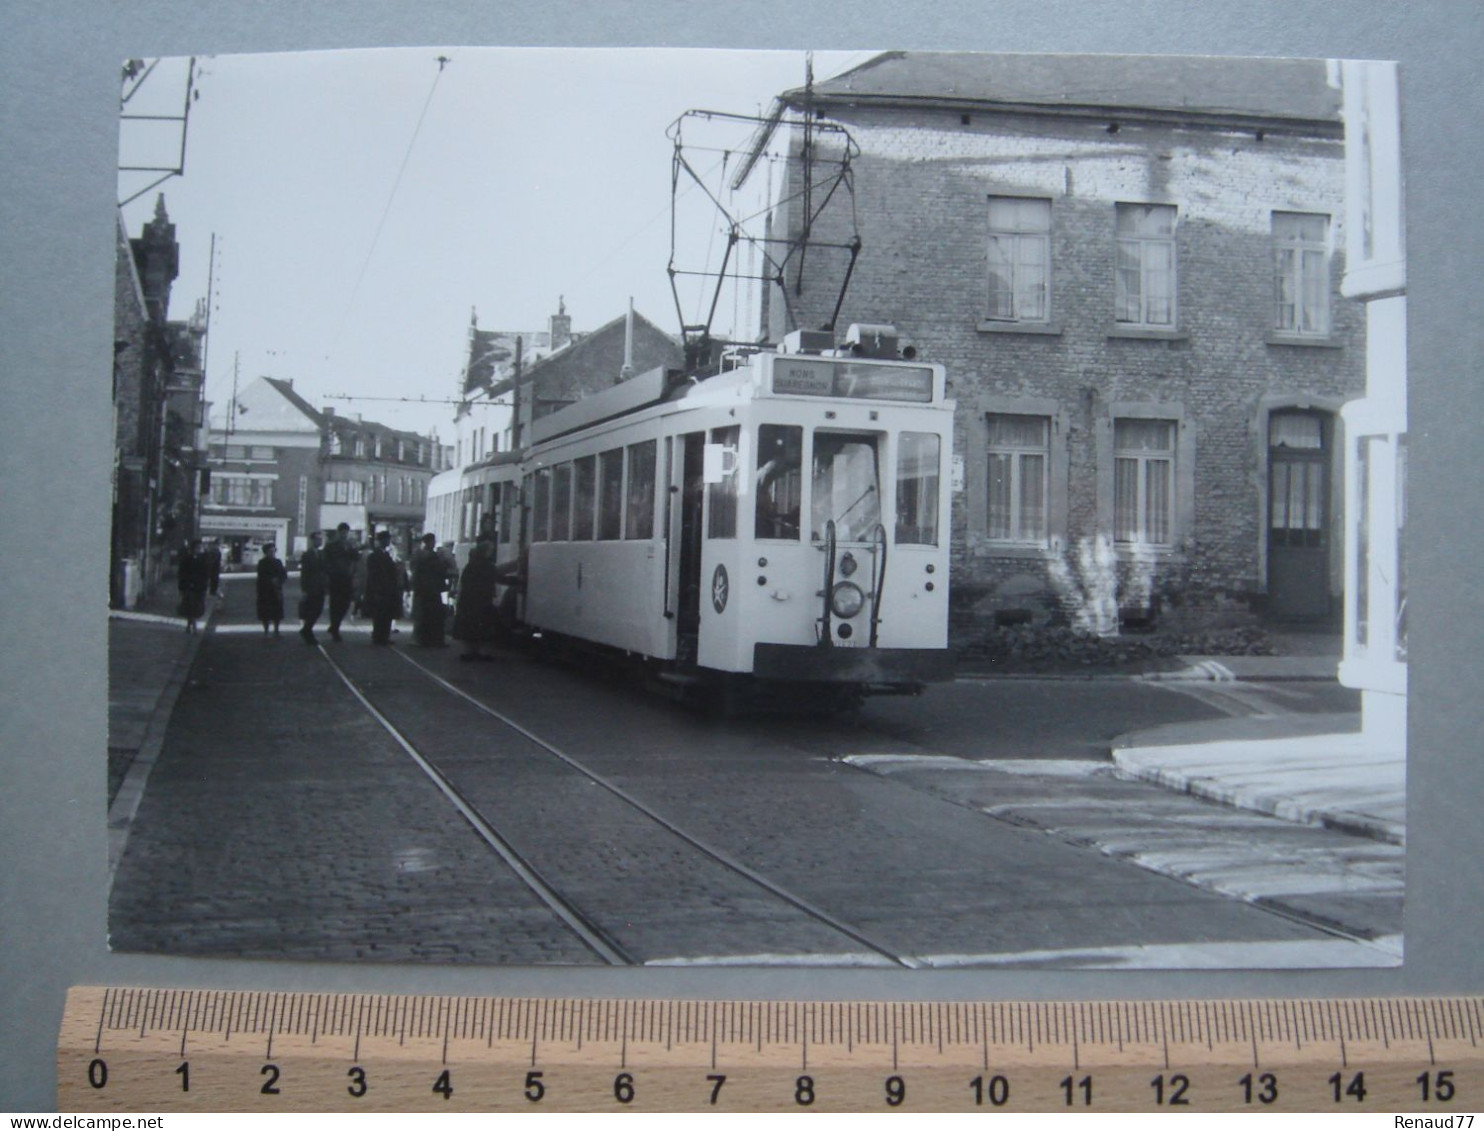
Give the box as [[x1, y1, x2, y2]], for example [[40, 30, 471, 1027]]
[[551, 462, 574, 541], [707, 425, 740, 539], [598, 449, 624, 540], [499, 480, 515, 544], [810, 430, 883, 544], [572, 456, 597, 541], [755, 424, 803, 540], [625, 440, 657, 540], [531, 467, 552, 543], [896, 431, 941, 546]]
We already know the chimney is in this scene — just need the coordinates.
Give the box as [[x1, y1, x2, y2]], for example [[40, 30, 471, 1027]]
[[549, 296, 572, 350], [619, 297, 635, 382]]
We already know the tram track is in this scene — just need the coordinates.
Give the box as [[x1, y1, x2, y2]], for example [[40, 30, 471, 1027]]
[[316, 643, 919, 968]]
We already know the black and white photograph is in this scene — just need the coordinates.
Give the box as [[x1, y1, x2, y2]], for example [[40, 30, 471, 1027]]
[[103, 45, 1409, 971]]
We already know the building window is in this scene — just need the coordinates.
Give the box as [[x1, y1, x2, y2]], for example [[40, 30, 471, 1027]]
[[249, 445, 275, 461], [986, 414, 1049, 544], [1114, 418, 1176, 547], [987, 197, 1051, 322], [1115, 203, 1177, 327], [1273, 211, 1331, 335], [324, 479, 364, 505], [212, 477, 274, 508], [224, 444, 246, 460], [353, 436, 366, 458]]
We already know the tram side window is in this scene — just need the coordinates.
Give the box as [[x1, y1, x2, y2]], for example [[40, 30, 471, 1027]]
[[572, 456, 596, 541], [707, 425, 740, 539], [598, 449, 624, 540], [551, 463, 573, 541], [811, 432, 882, 543], [499, 481, 514, 544], [531, 468, 552, 543], [625, 440, 657, 540], [755, 424, 802, 539], [896, 432, 941, 546]]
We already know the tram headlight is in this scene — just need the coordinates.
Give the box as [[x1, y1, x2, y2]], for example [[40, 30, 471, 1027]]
[[838, 552, 858, 577], [830, 581, 866, 619]]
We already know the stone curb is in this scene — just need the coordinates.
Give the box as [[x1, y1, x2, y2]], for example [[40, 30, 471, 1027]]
[[1109, 748, 1405, 846]]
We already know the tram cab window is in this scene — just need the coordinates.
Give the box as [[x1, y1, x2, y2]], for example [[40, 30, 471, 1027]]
[[896, 432, 941, 546], [625, 440, 657, 540], [755, 424, 802, 540], [811, 432, 882, 543], [707, 425, 740, 539]]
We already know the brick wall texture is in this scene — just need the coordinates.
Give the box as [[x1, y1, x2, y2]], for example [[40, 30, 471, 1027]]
[[769, 104, 1365, 630]]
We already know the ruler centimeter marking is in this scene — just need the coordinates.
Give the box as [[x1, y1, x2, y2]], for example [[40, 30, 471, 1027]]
[[58, 987, 1484, 1113]]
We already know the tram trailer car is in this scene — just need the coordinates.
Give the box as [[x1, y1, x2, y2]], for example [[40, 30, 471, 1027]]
[[425, 451, 524, 582], [518, 324, 957, 700]]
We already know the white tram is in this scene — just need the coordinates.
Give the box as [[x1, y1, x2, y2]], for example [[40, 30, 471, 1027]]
[[516, 325, 957, 698], [424, 450, 524, 579]]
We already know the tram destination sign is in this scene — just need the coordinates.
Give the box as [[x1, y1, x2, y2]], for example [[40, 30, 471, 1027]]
[[771, 356, 935, 403]]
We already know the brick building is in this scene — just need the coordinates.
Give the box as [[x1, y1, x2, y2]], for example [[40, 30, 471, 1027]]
[[111, 195, 208, 607], [203, 377, 449, 566], [758, 53, 1366, 632]]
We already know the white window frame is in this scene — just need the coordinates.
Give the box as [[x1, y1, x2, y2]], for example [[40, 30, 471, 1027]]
[[1115, 203, 1177, 328], [986, 197, 1051, 323], [985, 413, 1051, 546], [1273, 211, 1332, 336], [1113, 418, 1177, 548]]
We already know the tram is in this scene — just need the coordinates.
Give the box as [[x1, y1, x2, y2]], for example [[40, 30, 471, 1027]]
[[513, 324, 957, 700], [424, 450, 523, 578]]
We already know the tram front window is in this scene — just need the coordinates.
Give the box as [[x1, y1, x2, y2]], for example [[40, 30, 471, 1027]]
[[755, 424, 802, 539], [811, 432, 881, 543]]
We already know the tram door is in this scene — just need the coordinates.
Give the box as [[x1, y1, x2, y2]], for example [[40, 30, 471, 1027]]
[[671, 432, 706, 665]]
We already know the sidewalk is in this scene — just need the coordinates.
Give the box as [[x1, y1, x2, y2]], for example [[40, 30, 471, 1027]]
[[1111, 714, 1405, 846], [107, 580, 224, 871]]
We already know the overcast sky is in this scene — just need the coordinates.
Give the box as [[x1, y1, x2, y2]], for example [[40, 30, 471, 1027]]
[[118, 47, 871, 440]]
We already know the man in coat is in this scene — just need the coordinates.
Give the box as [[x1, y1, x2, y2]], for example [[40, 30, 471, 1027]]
[[324, 522, 360, 642], [362, 529, 404, 646], [297, 531, 328, 644]]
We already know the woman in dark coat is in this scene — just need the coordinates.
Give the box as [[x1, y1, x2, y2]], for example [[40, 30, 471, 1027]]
[[255, 543, 288, 636], [452, 540, 498, 661], [410, 532, 452, 646], [176, 539, 208, 634]]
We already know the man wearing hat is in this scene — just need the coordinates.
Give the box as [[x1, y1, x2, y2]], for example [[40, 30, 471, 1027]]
[[410, 531, 452, 646], [362, 529, 405, 645], [324, 522, 359, 641]]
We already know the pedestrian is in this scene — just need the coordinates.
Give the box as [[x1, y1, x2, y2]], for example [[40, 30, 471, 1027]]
[[452, 540, 499, 661], [362, 529, 404, 645], [256, 543, 288, 637], [176, 538, 208, 634], [324, 522, 360, 641], [410, 532, 452, 646], [205, 540, 223, 598], [297, 531, 327, 644]]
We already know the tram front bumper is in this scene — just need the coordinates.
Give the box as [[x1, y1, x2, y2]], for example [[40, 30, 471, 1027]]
[[752, 643, 956, 685]]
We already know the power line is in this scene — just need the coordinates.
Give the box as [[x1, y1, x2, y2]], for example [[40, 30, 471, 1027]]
[[336, 55, 450, 339]]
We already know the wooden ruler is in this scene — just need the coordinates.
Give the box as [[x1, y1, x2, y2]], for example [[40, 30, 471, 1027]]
[[58, 987, 1484, 1112]]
